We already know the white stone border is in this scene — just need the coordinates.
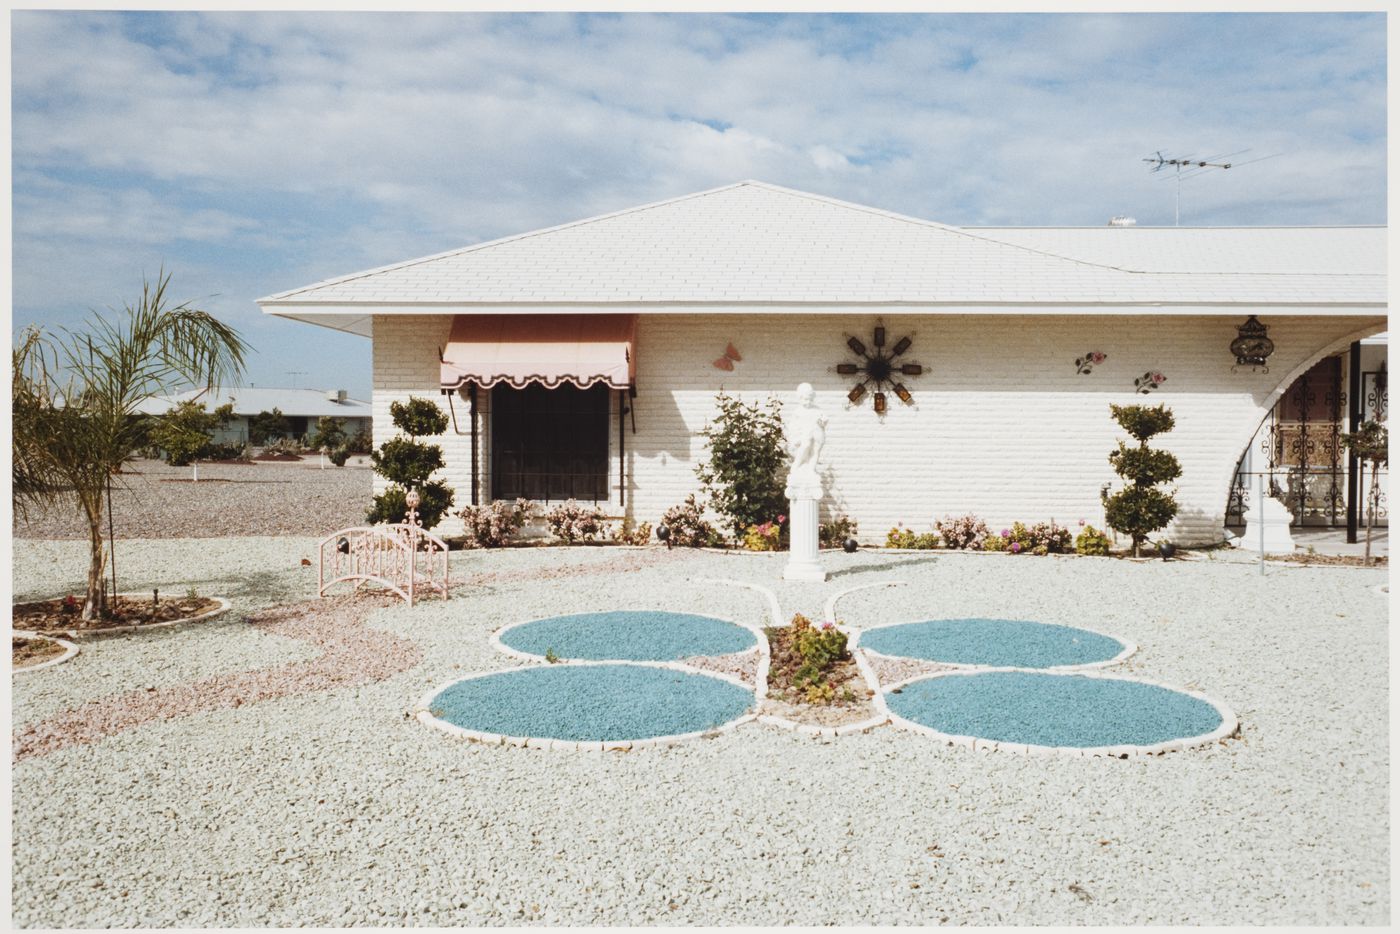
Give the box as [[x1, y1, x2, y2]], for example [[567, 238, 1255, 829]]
[[18, 595, 232, 639], [823, 580, 906, 625], [11, 630, 80, 673], [879, 666, 1239, 759], [853, 616, 1138, 673], [690, 577, 785, 628], [489, 607, 768, 693], [414, 659, 760, 751]]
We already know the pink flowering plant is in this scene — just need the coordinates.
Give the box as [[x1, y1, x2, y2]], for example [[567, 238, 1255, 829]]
[[659, 494, 722, 548], [934, 513, 990, 550], [457, 498, 536, 548], [742, 519, 784, 552], [545, 500, 609, 544]]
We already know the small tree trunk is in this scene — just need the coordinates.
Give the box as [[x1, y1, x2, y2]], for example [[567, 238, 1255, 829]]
[[1364, 465, 1379, 565], [84, 518, 108, 621]]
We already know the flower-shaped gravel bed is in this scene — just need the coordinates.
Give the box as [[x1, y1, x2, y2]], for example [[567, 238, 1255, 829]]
[[859, 617, 1130, 669], [885, 670, 1229, 752], [426, 663, 755, 743], [496, 610, 757, 661]]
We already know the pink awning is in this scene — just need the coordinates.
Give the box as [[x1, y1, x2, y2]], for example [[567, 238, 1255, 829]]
[[439, 314, 637, 391]]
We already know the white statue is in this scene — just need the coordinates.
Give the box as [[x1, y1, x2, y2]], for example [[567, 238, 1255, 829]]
[[784, 382, 828, 501], [783, 383, 828, 582]]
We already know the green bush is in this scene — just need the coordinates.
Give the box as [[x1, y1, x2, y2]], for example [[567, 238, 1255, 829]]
[[819, 515, 858, 548], [149, 401, 233, 466], [885, 525, 938, 549], [695, 392, 787, 541], [1103, 403, 1181, 557], [367, 396, 454, 529], [1075, 524, 1112, 556], [310, 416, 347, 453], [248, 408, 291, 445], [327, 446, 350, 467]]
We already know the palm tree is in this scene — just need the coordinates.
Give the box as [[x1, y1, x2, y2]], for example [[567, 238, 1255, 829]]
[[12, 273, 248, 620]]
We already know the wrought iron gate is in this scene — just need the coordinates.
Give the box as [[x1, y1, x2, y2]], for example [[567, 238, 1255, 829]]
[[1228, 357, 1349, 528]]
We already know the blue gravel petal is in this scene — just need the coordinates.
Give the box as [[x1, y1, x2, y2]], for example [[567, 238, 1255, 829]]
[[861, 618, 1125, 668], [430, 664, 755, 742], [500, 611, 756, 661], [887, 671, 1222, 748]]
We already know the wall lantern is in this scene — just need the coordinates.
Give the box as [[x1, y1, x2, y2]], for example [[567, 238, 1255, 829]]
[[1230, 315, 1275, 372]]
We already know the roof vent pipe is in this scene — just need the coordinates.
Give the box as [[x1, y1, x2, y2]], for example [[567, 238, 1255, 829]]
[[1108, 215, 1138, 227]]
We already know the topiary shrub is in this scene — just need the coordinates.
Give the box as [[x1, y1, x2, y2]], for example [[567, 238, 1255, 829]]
[[658, 494, 722, 548], [545, 499, 608, 544], [1103, 403, 1181, 557], [695, 391, 787, 541], [367, 397, 455, 529], [148, 401, 234, 466], [935, 514, 990, 550], [457, 498, 535, 548]]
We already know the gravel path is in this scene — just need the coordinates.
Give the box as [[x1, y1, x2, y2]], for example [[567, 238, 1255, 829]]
[[12, 458, 374, 540], [10, 544, 1389, 925]]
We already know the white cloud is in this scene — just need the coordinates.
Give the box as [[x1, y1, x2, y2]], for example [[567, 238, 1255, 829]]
[[10, 11, 1386, 393]]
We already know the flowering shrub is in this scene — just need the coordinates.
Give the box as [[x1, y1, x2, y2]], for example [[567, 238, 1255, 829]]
[[544, 500, 609, 544], [659, 494, 722, 548], [885, 525, 938, 549], [615, 518, 653, 546], [819, 515, 859, 548], [457, 498, 536, 548], [1075, 523, 1112, 556], [935, 514, 990, 550], [742, 518, 785, 551]]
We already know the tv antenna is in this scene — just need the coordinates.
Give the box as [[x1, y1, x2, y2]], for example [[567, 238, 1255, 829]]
[[285, 370, 306, 388], [1142, 149, 1279, 225]]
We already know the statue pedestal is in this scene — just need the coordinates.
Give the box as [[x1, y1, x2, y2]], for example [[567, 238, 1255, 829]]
[[783, 496, 826, 582], [1233, 493, 1296, 554]]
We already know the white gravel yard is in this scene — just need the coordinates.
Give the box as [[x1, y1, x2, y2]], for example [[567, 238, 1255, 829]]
[[9, 541, 1389, 926]]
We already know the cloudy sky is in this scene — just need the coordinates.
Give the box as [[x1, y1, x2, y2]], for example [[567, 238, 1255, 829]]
[[10, 10, 1386, 396]]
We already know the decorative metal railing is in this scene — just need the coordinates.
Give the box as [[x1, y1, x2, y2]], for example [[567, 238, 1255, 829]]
[[317, 496, 449, 607]]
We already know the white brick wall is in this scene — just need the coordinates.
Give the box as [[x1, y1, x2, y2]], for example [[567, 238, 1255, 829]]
[[374, 312, 1385, 544]]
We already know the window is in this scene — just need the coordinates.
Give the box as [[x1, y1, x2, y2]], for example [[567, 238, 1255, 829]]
[[490, 383, 610, 502]]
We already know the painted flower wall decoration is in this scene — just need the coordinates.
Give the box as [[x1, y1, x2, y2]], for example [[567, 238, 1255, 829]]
[[1135, 371, 1167, 394], [1075, 351, 1107, 375]]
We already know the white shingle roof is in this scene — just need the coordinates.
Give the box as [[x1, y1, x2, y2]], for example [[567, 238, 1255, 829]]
[[146, 387, 371, 418], [259, 181, 1385, 318]]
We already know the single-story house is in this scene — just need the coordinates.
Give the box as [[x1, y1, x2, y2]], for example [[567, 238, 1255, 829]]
[[139, 386, 373, 445], [258, 181, 1387, 544]]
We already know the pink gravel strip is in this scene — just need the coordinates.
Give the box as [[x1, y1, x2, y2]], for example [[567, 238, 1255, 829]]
[[454, 547, 689, 590], [13, 593, 418, 763], [680, 648, 761, 687], [865, 651, 952, 688]]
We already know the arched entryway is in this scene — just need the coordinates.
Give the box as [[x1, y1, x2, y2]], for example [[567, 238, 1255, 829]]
[[1228, 334, 1388, 542]]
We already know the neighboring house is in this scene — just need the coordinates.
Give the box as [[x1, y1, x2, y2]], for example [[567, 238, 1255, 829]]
[[141, 386, 373, 445], [258, 180, 1386, 544]]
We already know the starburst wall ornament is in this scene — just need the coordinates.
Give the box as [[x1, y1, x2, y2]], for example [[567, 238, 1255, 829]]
[[835, 324, 922, 415]]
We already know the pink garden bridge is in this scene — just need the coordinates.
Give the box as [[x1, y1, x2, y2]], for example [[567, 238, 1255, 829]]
[[318, 491, 450, 607]]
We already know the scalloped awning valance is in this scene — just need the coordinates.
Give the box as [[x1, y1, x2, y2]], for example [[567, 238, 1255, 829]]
[[438, 314, 637, 391]]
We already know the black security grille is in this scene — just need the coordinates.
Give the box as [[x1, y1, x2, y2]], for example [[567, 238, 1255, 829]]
[[490, 383, 609, 502]]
